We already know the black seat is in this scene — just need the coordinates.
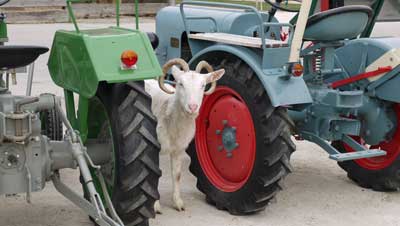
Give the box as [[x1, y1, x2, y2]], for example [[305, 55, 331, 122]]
[[0, 45, 49, 70], [304, 5, 373, 41], [146, 32, 159, 50]]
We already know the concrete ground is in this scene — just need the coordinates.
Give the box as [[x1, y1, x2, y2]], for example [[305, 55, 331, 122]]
[[1, 16, 400, 226]]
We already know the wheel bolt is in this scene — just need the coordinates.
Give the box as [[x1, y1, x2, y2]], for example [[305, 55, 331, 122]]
[[216, 130, 221, 135], [218, 146, 223, 151], [227, 152, 233, 158], [222, 120, 228, 125]]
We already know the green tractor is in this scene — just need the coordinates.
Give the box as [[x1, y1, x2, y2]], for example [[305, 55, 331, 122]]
[[0, 0, 161, 225]]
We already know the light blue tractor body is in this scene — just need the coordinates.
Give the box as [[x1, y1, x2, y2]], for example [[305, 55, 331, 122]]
[[156, 1, 400, 162], [156, 3, 313, 107]]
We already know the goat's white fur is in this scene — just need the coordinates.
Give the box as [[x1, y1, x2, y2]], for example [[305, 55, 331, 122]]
[[145, 65, 225, 212]]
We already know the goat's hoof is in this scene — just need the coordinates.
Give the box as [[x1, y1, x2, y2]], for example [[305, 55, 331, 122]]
[[154, 200, 163, 214], [173, 198, 185, 211]]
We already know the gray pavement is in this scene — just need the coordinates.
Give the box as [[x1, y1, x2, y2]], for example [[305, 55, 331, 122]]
[[0, 17, 400, 226]]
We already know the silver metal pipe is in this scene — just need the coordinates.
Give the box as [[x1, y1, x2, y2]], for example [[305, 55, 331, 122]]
[[15, 97, 39, 112], [26, 63, 35, 96]]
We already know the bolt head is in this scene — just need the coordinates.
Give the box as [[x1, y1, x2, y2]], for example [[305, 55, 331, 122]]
[[227, 152, 233, 158], [222, 120, 228, 125], [216, 130, 221, 135], [218, 146, 223, 151]]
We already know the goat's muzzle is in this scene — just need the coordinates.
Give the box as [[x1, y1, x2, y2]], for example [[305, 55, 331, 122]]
[[158, 58, 190, 94]]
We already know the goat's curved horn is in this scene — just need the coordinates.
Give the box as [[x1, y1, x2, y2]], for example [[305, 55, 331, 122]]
[[195, 61, 217, 95], [158, 58, 190, 94]]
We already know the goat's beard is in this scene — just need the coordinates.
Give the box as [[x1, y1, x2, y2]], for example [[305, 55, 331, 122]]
[[184, 109, 199, 118]]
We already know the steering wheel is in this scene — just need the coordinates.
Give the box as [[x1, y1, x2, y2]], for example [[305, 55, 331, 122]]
[[264, 0, 301, 12], [0, 0, 10, 6]]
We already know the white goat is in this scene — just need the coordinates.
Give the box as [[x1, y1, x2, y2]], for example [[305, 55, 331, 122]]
[[145, 59, 225, 213]]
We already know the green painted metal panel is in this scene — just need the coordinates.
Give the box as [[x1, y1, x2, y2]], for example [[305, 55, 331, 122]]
[[48, 27, 162, 98], [0, 20, 7, 41]]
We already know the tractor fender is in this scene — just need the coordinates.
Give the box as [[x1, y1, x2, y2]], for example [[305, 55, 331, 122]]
[[189, 44, 313, 107]]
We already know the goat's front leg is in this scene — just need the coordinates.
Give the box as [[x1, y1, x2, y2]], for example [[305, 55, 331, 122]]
[[154, 200, 162, 214], [171, 151, 185, 211]]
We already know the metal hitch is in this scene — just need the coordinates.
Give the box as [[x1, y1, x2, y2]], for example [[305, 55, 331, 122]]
[[51, 104, 124, 226]]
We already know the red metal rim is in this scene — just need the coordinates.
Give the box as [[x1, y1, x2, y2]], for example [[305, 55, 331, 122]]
[[344, 104, 400, 170], [195, 86, 256, 192]]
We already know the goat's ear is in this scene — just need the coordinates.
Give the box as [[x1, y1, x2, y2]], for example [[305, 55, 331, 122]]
[[206, 69, 225, 84], [171, 65, 184, 80]]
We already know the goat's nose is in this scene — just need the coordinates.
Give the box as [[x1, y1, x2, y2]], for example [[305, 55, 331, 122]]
[[189, 104, 199, 112]]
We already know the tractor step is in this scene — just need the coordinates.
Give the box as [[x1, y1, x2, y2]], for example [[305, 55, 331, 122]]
[[329, 150, 386, 162], [300, 132, 387, 162]]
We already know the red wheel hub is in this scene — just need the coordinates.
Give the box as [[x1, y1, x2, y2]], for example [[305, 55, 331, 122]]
[[195, 86, 256, 192], [344, 104, 400, 170]]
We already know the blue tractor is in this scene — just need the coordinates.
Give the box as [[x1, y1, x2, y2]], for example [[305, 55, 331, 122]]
[[155, 0, 400, 215]]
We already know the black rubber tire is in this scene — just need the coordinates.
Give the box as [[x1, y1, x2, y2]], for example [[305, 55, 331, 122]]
[[187, 54, 296, 215], [332, 142, 400, 191], [85, 81, 161, 226], [40, 107, 63, 141]]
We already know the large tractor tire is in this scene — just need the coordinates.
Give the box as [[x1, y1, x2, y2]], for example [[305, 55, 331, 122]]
[[187, 54, 295, 215], [332, 104, 400, 191], [84, 82, 161, 226]]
